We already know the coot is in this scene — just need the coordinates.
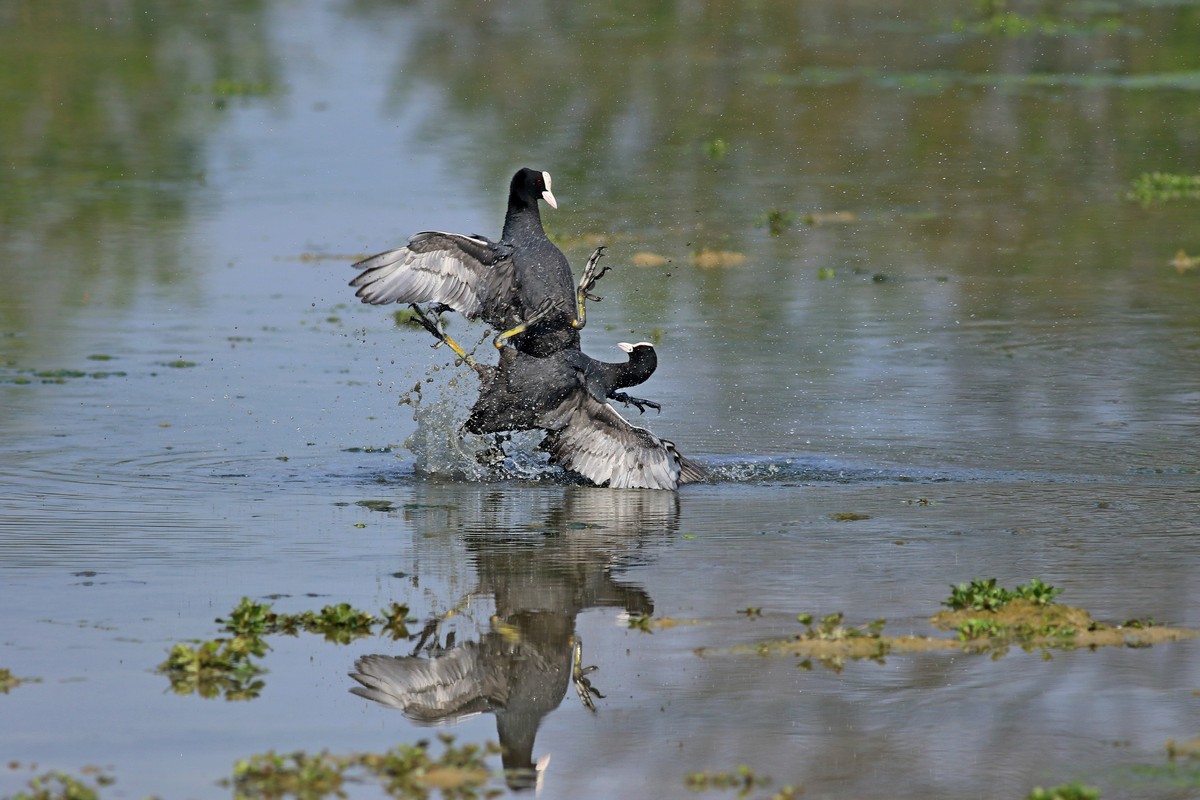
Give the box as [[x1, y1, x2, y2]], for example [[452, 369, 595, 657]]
[[464, 342, 705, 491], [350, 168, 610, 360]]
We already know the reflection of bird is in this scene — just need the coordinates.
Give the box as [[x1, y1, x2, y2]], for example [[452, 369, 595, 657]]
[[351, 618, 573, 791], [350, 646, 497, 723], [350, 168, 608, 359], [465, 341, 705, 490], [351, 484, 673, 788]]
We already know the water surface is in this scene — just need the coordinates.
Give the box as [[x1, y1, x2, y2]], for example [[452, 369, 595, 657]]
[[2, 1, 1199, 798]]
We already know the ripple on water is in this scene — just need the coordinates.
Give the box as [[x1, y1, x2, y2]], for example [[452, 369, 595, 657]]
[[0, 446, 312, 569]]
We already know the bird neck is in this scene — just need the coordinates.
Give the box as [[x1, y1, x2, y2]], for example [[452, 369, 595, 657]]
[[609, 348, 656, 389], [502, 197, 545, 242]]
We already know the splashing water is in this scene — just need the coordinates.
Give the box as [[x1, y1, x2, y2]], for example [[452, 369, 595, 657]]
[[401, 367, 561, 483]]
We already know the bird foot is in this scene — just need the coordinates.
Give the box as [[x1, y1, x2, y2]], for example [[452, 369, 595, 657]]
[[578, 245, 611, 300], [493, 297, 564, 349], [609, 391, 662, 414], [571, 638, 604, 713], [408, 304, 478, 368]]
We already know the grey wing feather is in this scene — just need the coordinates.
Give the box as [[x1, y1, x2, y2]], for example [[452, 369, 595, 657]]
[[540, 396, 695, 490], [350, 231, 515, 323], [349, 650, 499, 724]]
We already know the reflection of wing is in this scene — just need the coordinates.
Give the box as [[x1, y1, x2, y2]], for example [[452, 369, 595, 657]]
[[350, 231, 516, 322], [540, 395, 706, 490], [349, 649, 504, 724]]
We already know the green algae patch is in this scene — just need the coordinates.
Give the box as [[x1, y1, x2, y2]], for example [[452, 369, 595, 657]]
[[2, 769, 115, 800], [734, 580, 1197, 670], [1026, 782, 1099, 800], [741, 612, 958, 671], [157, 637, 267, 701], [934, 597, 1196, 652], [1128, 172, 1200, 207], [224, 736, 501, 800], [627, 614, 700, 634], [157, 598, 417, 699]]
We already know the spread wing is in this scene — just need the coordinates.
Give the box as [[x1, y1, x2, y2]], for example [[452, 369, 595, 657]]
[[349, 649, 502, 724], [350, 231, 516, 324], [539, 395, 704, 490]]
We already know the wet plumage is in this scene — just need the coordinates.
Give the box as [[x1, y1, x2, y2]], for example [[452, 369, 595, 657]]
[[466, 343, 705, 490], [350, 168, 584, 357]]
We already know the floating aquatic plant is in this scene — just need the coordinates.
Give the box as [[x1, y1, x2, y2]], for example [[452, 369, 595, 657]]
[[1026, 782, 1100, 800], [684, 764, 774, 794], [224, 735, 501, 800], [160, 598, 418, 699], [2, 770, 114, 800], [944, 577, 1063, 611], [1128, 172, 1200, 207], [0, 667, 40, 694], [755, 208, 795, 237], [703, 137, 729, 160], [157, 637, 267, 701]]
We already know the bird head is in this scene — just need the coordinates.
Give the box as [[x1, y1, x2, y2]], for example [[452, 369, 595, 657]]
[[513, 167, 557, 209]]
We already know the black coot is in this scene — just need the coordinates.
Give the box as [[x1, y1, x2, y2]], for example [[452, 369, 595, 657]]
[[350, 168, 608, 359], [465, 342, 705, 490]]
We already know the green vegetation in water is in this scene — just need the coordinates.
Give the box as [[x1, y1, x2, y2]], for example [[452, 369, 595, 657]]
[[158, 598, 417, 699], [950, 0, 1124, 38], [1127, 172, 1200, 207], [755, 208, 795, 237], [1, 770, 114, 800], [157, 637, 268, 701], [223, 735, 502, 800], [217, 597, 414, 644], [738, 607, 763, 620], [686, 767, 768, 796], [765, 66, 1200, 94], [195, 78, 280, 109], [1026, 782, 1100, 800], [1128, 760, 1200, 789], [160, 360, 197, 369], [744, 577, 1195, 670], [0, 667, 40, 693], [703, 137, 729, 160], [627, 612, 654, 633], [0, 367, 130, 385], [944, 577, 1063, 611], [787, 613, 890, 671], [830, 512, 871, 522]]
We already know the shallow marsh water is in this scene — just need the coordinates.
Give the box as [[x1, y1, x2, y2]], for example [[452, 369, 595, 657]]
[[2, 1, 1200, 798]]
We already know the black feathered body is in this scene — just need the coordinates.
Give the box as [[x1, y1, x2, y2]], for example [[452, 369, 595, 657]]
[[351, 167, 581, 358], [464, 343, 704, 490]]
